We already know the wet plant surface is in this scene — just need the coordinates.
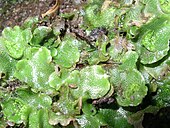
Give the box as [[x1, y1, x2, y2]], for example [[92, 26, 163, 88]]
[[0, 0, 170, 128]]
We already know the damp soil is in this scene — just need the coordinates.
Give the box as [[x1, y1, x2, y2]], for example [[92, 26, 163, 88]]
[[0, 0, 54, 33]]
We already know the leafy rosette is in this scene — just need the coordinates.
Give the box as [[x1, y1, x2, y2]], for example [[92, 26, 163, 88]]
[[0, 26, 32, 59], [110, 51, 148, 106], [135, 16, 170, 64], [1, 88, 53, 128], [14, 47, 55, 94]]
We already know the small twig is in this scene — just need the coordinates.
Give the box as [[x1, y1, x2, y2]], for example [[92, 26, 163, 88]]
[[101, 0, 112, 12], [41, 0, 61, 18]]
